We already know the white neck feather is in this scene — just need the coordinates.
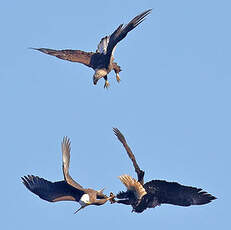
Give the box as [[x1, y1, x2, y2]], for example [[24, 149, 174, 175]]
[[79, 194, 90, 207]]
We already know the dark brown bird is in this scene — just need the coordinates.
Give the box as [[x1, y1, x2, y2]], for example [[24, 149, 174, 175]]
[[31, 9, 152, 88], [22, 137, 113, 213], [111, 128, 217, 213]]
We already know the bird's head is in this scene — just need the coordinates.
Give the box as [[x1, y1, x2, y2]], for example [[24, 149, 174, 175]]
[[74, 194, 91, 214], [93, 69, 107, 85], [80, 194, 91, 205]]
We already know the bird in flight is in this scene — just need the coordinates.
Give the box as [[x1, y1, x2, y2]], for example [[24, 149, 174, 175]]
[[22, 137, 114, 213], [110, 128, 216, 213], [31, 9, 152, 88]]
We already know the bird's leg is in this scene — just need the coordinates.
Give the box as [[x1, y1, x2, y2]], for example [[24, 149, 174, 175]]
[[109, 192, 132, 205], [95, 189, 116, 205], [104, 81, 110, 89], [93, 197, 115, 206], [104, 75, 110, 89], [110, 198, 132, 205], [112, 62, 122, 84], [116, 73, 120, 83]]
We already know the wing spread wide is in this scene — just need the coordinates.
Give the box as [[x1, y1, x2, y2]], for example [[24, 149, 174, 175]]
[[113, 128, 144, 184], [22, 175, 84, 202], [31, 48, 94, 68], [144, 180, 217, 206], [104, 9, 152, 66]]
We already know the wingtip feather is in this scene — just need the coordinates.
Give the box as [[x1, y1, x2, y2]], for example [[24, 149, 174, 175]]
[[192, 189, 217, 205]]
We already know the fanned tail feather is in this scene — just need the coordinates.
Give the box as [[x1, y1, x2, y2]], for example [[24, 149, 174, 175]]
[[118, 175, 146, 200]]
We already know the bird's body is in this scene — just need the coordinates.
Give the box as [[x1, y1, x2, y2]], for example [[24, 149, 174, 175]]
[[112, 128, 216, 213], [117, 176, 216, 213], [32, 9, 152, 88], [22, 137, 113, 213]]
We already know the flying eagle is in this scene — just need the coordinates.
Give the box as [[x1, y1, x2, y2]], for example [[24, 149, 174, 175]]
[[22, 137, 114, 213], [111, 128, 216, 213], [31, 9, 152, 88]]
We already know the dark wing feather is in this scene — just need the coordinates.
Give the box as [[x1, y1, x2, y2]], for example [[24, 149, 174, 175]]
[[22, 175, 84, 202], [31, 48, 94, 68], [105, 9, 152, 65], [113, 128, 144, 184], [116, 191, 138, 206], [144, 180, 217, 206]]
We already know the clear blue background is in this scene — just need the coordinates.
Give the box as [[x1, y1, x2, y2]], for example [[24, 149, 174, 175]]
[[1, 0, 229, 229]]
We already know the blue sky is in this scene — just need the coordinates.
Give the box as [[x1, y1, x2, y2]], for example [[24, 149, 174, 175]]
[[1, 0, 230, 229]]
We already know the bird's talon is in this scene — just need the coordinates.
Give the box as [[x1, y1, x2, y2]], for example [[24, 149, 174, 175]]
[[104, 81, 110, 89], [116, 74, 120, 83], [108, 192, 116, 203]]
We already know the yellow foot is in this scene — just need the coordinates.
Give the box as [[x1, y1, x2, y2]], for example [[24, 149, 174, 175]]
[[116, 73, 120, 83], [104, 80, 110, 89]]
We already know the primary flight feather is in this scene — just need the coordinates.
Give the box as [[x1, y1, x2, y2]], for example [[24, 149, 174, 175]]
[[111, 128, 216, 213], [22, 137, 114, 213], [31, 9, 152, 88]]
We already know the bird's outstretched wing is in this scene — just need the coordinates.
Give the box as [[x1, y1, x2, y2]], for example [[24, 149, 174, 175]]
[[31, 48, 94, 68], [113, 128, 144, 184], [105, 9, 152, 66], [144, 180, 217, 207], [62, 137, 86, 191], [21, 175, 84, 202]]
